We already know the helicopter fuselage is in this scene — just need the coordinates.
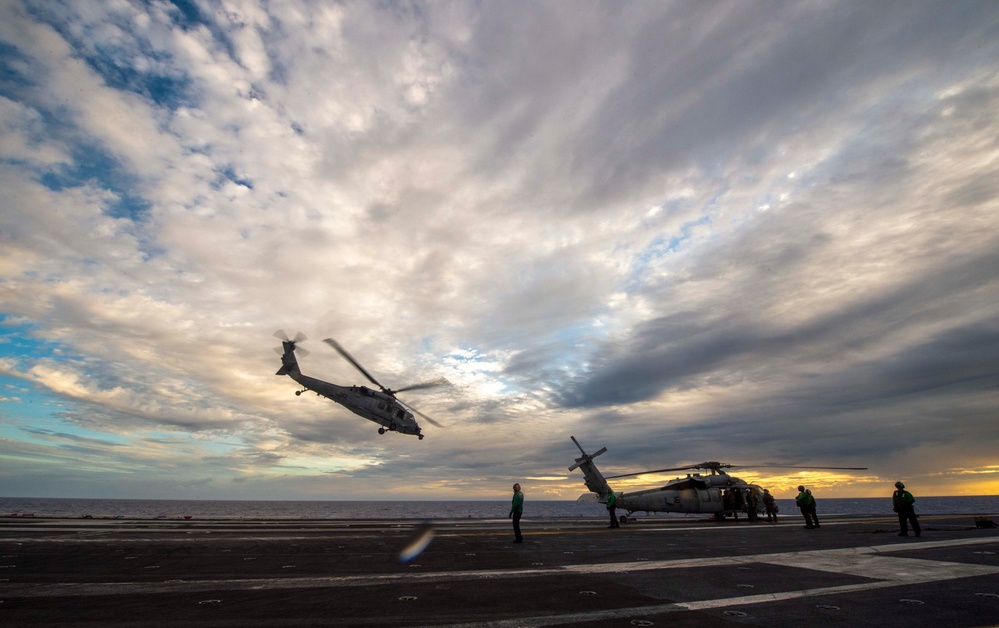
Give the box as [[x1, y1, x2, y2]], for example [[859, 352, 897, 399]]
[[608, 473, 763, 517], [570, 437, 763, 520], [293, 375, 422, 437], [276, 339, 424, 438]]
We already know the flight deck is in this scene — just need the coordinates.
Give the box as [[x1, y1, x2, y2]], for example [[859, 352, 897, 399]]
[[2, 513, 998, 627]]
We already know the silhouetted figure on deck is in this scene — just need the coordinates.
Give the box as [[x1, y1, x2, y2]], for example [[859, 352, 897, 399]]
[[796, 485, 818, 529], [762, 489, 778, 523], [746, 489, 759, 521], [509, 483, 524, 543], [606, 491, 620, 528], [892, 481, 921, 537]]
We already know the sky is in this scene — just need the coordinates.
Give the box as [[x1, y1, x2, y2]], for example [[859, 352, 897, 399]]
[[1, 1, 998, 503]]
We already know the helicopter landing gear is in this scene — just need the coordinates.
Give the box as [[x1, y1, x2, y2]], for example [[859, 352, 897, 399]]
[[619, 514, 629, 524], [378, 428, 386, 435], [295, 389, 306, 396], [418, 434, 424, 440]]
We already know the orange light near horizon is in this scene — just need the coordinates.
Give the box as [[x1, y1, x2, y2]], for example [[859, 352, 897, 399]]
[[748, 473, 999, 499], [736, 471, 879, 499]]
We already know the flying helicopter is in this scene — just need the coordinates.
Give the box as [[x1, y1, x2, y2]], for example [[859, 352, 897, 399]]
[[568, 436, 867, 522], [274, 331, 448, 439]]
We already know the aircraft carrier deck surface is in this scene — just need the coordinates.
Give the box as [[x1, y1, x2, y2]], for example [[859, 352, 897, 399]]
[[2, 513, 999, 627]]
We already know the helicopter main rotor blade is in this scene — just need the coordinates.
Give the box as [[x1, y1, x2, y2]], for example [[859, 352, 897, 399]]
[[606, 462, 869, 479], [392, 378, 452, 394], [323, 338, 386, 391], [397, 398, 445, 428], [605, 465, 700, 479], [752, 465, 869, 470]]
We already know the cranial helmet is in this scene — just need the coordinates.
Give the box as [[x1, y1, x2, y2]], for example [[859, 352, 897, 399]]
[[895, 481, 905, 489]]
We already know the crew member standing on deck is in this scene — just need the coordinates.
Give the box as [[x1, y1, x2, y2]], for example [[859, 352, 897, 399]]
[[762, 489, 778, 523], [606, 491, 620, 528], [509, 483, 524, 543], [746, 489, 759, 521], [796, 485, 819, 529], [806, 488, 820, 528], [892, 481, 921, 537]]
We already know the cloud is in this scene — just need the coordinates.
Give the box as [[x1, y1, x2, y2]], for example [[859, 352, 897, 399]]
[[0, 1, 997, 500]]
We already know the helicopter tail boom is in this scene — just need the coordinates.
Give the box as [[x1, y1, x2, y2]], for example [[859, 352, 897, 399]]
[[568, 436, 613, 499], [276, 340, 302, 377]]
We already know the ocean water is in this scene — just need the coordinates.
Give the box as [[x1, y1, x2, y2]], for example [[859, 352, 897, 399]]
[[2, 495, 998, 520]]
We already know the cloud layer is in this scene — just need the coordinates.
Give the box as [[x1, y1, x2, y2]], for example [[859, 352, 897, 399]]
[[1, 1, 998, 500]]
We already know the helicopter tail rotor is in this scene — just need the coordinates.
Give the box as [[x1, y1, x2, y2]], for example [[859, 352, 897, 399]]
[[273, 330, 310, 357], [568, 436, 606, 471]]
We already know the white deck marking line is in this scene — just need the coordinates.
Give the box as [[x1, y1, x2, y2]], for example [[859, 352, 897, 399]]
[[425, 580, 975, 628], [429, 539, 999, 628], [3, 536, 997, 600]]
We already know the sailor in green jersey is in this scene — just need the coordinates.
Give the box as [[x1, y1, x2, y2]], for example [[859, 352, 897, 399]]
[[892, 481, 921, 537], [795, 485, 819, 529], [606, 492, 620, 528], [509, 483, 524, 543]]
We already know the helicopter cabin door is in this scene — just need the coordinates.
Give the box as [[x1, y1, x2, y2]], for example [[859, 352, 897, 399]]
[[697, 489, 721, 504]]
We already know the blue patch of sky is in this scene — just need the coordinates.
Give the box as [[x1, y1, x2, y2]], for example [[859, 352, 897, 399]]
[[24, 1, 254, 116], [166, 0, 206, 29], [161, 0, 241, 68], [0, 316, 124, 393], [39, 142, 151, 221], [212, 165, 254, 190], [87, 51, 197, 111], [183, 436, 242, 456], [19, 4, 198, 112], [547, 323, 606, 372], [0, 41, 38, 98], [18, 424, 128, 448], [626, 215, 711, 293], [0, 317, 72, 436], [164, 0, 251, 67], [0, 316, 62, 364], [0, 319, 140, 450]]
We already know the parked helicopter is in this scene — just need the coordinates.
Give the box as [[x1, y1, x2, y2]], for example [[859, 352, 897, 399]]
[[274, 331, 448, 439], [569, 436, 867, 522]]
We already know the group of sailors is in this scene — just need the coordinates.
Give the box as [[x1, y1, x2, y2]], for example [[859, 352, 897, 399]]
[[717, 481, 922, 536], [720, 486, 780, 523]]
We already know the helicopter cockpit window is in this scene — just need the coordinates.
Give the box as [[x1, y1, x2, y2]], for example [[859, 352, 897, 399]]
[[396, 409, 406, 419]]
